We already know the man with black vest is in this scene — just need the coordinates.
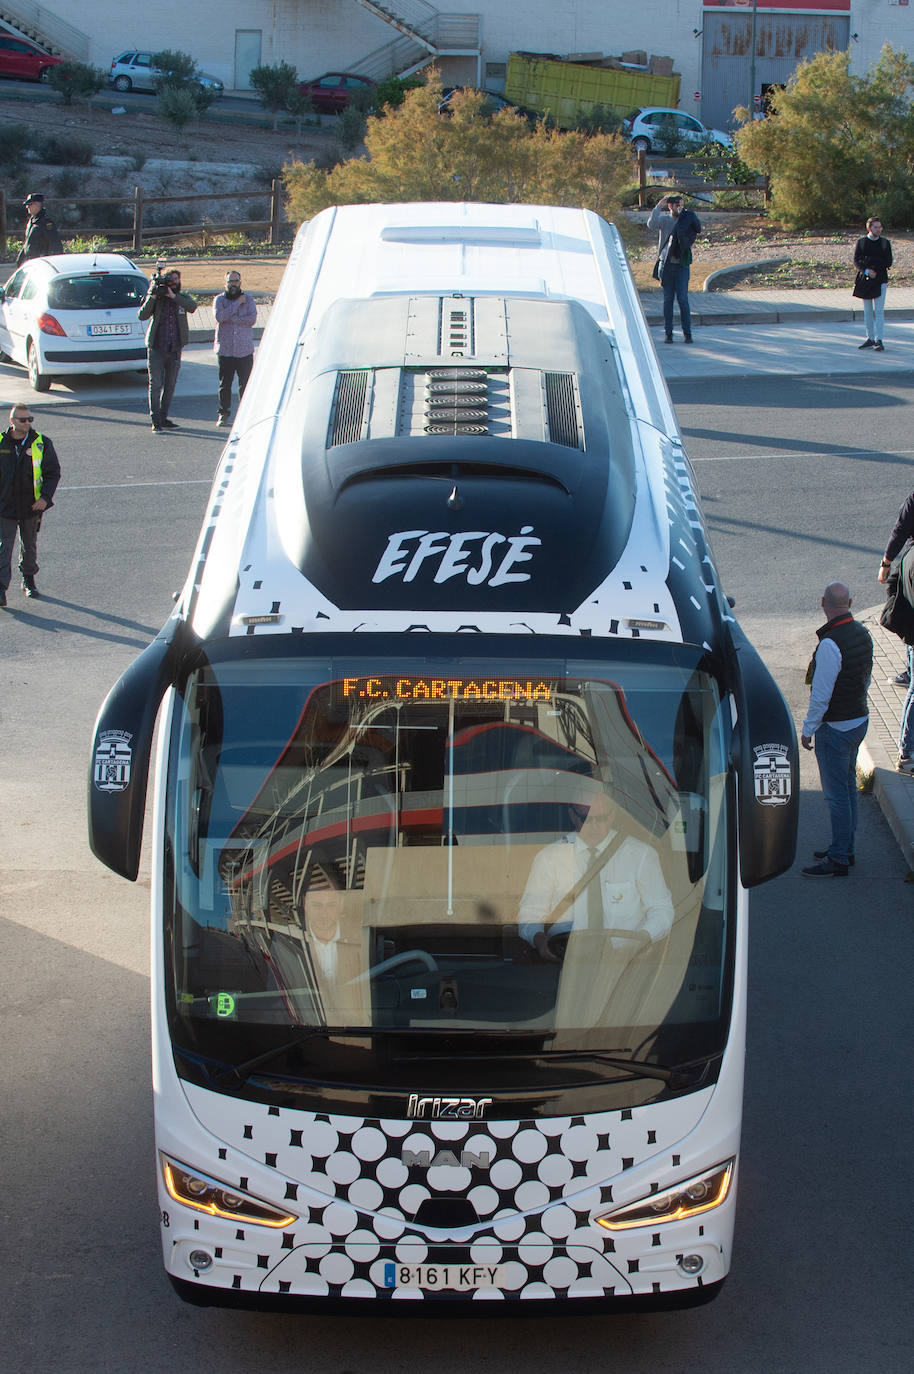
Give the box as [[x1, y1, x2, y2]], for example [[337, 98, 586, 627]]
[[801, 582, 873, 876]]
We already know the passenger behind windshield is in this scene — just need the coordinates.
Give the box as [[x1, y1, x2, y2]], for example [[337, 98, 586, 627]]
[[518, 786, 674, 962]]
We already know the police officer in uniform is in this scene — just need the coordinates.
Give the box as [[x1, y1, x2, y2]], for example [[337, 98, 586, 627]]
[[0, 404, 61, 605], [16, 193, 64, 265]]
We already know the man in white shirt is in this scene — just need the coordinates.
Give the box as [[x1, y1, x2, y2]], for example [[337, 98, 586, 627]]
[[518, 789, 674, 960]]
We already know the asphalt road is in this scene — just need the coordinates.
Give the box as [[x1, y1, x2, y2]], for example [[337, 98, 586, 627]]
[[1, 361, 912, 1371]]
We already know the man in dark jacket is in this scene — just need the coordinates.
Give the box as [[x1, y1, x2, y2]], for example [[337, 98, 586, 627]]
[[0, 404, 61, 605], [138, 266, 198, 432], [647, 193, 702, 344], [16, 192, 64, 265], [800, 582, 873, 875]]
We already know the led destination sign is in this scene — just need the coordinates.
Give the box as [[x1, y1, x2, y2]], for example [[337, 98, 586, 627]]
[[339, 676, 555, 703]]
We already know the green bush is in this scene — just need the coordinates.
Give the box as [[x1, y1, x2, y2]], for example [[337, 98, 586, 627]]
[[47, 61, 106, 106], [283, 75, 638, 246], [35, 134, 95, 166], [250, 61, 300, 129], [0, 123, 32, 170], [52, 168, 83, 197], [335, 106, 367, 154], [735, 44, 914, 228], [370, 74, 425, 112], [151, 49, 198, 91], [157, 85, 198, 133]]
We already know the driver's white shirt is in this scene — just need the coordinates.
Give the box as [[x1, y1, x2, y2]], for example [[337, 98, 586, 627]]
[[517, 831, 674, 947]]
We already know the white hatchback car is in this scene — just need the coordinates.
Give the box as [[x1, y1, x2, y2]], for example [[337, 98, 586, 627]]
[[0, 253, 149, 391], [623, 107, 732, 153]]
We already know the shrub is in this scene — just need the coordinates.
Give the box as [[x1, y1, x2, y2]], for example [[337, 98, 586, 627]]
[[735, 44, 914, 228], [52, 168, 83, 197], [35, 134, 95, 166], [573, 104, 624, 136], [47, 61, 105, 106], [0, 123, 32, 171], [151, 50, 198, 91], [283, 75, 638, 244], [157, 85, 198, 133], [64, 234, 108, 253], [335, 106, 367, 154], [370, 74, 425, 112], [250, 61, 300, 129]]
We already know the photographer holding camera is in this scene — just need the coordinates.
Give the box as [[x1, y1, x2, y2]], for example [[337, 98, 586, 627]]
[[138, 264, 198, 433]]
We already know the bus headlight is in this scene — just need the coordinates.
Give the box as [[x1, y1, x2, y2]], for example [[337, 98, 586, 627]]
[[160, 1154, 297, 1228], [595, 1160, 733, 1232]]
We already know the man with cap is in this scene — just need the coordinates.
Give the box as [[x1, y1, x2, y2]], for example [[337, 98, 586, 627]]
[[16, 193, 64, 265]]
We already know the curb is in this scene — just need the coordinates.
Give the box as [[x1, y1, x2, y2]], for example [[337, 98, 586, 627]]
[[703, 257, 789, 291]]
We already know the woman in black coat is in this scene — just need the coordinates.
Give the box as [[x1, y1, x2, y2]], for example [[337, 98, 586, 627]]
[[853, 216, 892, 351]]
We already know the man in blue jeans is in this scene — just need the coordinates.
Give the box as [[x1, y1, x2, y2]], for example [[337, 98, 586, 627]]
[[647, 193, 702, 345], [801, 582, 873, 876]]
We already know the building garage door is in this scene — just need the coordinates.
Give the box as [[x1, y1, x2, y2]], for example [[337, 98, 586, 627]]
[[700, 6, 850, 130]]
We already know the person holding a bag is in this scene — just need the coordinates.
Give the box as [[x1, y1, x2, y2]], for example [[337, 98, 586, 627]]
[[648, 193, 702, 345], [878, 489, 914, 772], [853, 216, 892, 352]]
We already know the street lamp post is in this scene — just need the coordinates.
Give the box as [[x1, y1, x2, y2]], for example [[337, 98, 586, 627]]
[[748, 0, 758, 115]]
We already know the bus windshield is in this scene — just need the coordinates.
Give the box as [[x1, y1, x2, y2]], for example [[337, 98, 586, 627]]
[[164, 643, 732, 1084]]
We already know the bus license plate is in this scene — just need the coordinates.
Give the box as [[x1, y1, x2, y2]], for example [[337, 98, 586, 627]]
[[88, 324, 131, 336], [384, 1262, 504, 1291]]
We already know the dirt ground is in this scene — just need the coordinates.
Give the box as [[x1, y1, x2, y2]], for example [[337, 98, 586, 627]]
[[0, 91, 331, 171], [4, 94, 910, 294]]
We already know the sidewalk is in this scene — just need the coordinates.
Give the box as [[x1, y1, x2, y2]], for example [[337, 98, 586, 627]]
[[856, 610, 914, 873]]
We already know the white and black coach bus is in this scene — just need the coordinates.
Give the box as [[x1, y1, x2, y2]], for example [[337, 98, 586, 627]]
[[89, 202, 798, 1311]]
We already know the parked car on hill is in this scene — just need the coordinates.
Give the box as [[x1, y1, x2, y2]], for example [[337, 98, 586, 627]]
[[297, 71, 375, 113], [0, 254, 149, 392], [0, 32, 61, 83], [623, 107, 732, 153], [108, 50, 223, 95], [437, 87, 534, 120]]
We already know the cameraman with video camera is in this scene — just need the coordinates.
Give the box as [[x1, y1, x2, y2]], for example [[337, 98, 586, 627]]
[[138, 263, 198, 433]]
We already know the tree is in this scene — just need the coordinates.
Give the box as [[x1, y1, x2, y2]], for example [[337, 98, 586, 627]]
[[157, 85, 197, 134], [250, 62, 301, 131], [283, 77, 637, 242], [735, 44, 914, 227], [151, 49, 199, 92], [48, 61, 106, 107]]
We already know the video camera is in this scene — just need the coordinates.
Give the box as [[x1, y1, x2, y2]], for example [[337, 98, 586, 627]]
[[151, 259, 172, 299]]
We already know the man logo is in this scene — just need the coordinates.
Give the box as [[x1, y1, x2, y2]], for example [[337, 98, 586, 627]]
[[402, 1148, 492, 1169]]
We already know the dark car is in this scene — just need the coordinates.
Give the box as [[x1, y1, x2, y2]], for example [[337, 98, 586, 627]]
[[0, 33, 62, 83], [438, 88, 532, 119], [297, 71, 375, 113]]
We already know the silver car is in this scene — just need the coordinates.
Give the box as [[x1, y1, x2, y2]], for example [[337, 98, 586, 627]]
[[109, 50, 224, 95]]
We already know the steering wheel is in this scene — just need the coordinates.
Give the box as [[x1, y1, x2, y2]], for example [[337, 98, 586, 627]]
[[360, 950, 439, 982], [538, 926, 652, 963]]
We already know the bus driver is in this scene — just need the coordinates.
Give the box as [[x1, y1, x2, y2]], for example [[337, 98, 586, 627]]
[[517, 788, 674, 961]]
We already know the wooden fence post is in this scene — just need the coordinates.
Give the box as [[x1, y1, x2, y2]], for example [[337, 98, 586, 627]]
[[270, 179, 282, 245], [638, 149, 647, 209], [133, 186, 144, 256]]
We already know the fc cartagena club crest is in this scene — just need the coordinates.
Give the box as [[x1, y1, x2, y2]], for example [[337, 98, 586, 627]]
[[93, 730, 133, 793], [753, 743, 791, 806]]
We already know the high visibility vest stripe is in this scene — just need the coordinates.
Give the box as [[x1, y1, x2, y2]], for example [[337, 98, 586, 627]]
[[31, 434, 44, 501]]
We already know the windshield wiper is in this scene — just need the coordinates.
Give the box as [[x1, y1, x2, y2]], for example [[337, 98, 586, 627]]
[[214, 1024, 487, 1086]]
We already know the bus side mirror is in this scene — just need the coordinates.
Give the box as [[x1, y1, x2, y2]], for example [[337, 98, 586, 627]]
[[87, 633, 180, 881], [731, 624, 799, 888]]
